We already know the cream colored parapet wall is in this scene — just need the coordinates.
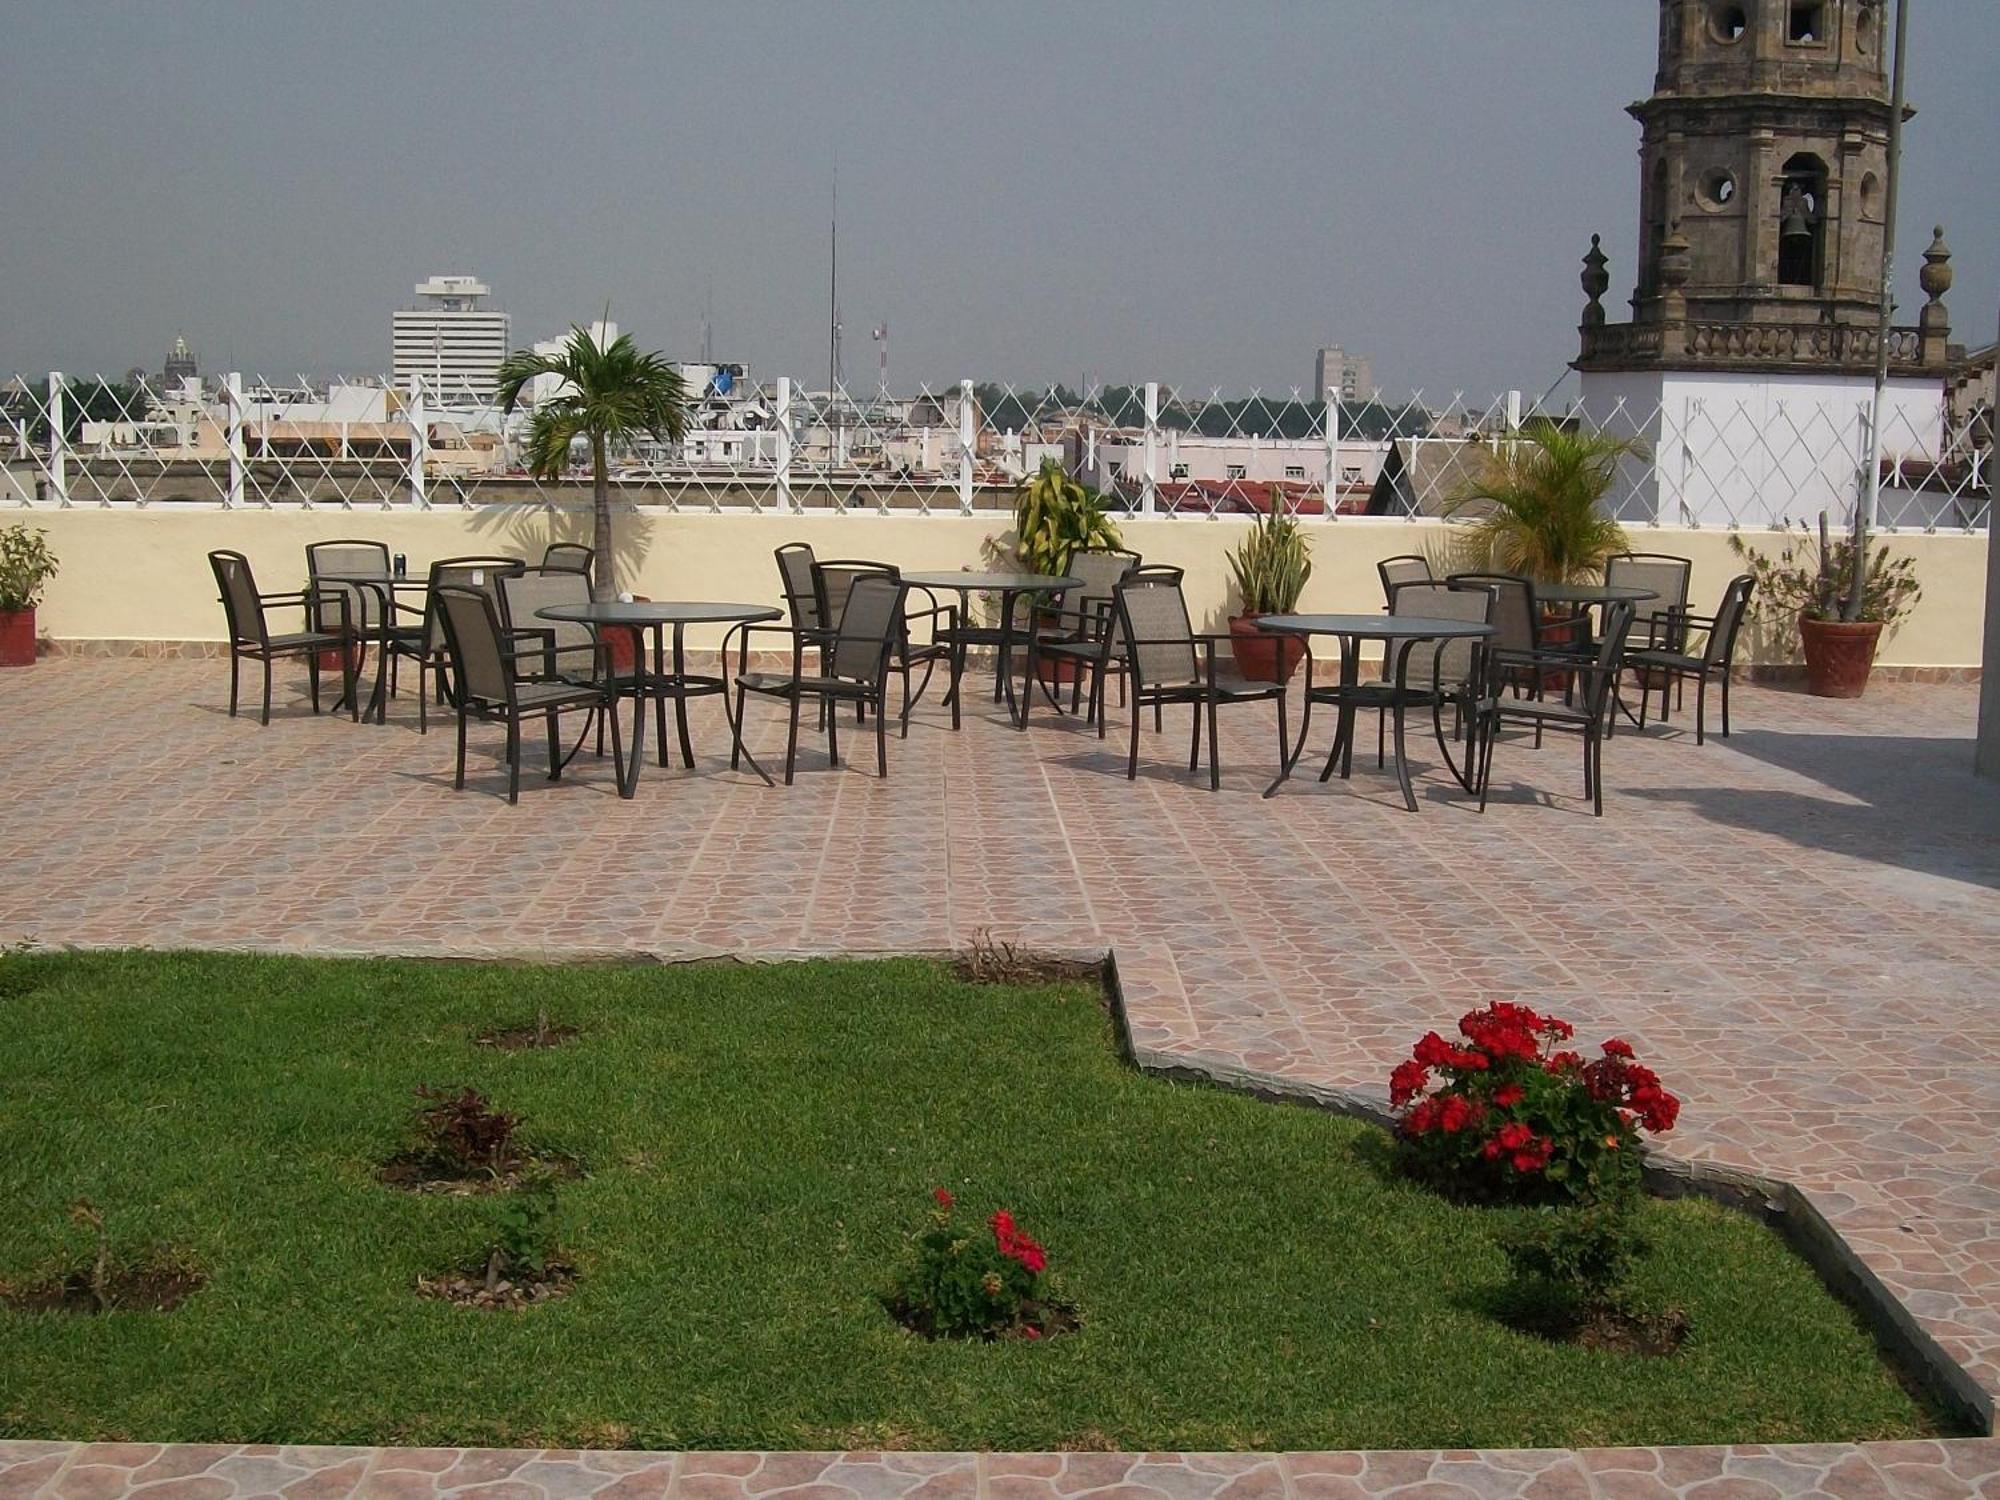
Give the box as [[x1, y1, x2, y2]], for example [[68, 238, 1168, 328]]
[[18, 507, 1992, 669]]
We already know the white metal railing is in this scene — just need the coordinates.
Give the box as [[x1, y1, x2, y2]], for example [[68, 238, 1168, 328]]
[[2, 369, 1988, 532]]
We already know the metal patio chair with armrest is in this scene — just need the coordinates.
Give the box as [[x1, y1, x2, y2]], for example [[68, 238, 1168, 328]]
[[540, 542, 595, 576], [729, 573, 911, 784], [1623, 574, 1754, 744], [1473, 600, 1636, 817], [306, 538, 421, 710], [1444, 573, 1587, 694], [208, 549, 356, 726], [498, 567, 623, 758], [805, 555, 952, 734], [1113, 575, 1286, 791], [1378, 554, 1433, 607], [1342, 580, 1495, 785], [1024, 546, 1141, 728], [387, 555, 525, 734], [432, 585, 622, 805], [1607, 552, 1693, 653]]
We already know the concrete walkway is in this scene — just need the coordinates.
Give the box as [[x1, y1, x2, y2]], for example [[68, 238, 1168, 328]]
[[2, 659, 1996, 1489]]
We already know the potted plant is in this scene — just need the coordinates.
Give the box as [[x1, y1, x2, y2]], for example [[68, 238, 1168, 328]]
[[1446, 420, 1639, 583], [1729, 515, 1920, 698], [0, 523, 59, 668], [1012, 459, 1121, 578], [1011, 459, 1122, 686], [1226, 499, 1312, 682], [496, 325, 688, 622]]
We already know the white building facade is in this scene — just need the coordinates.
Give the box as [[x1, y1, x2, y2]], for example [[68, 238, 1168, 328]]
[[391, 276, 510, 407]]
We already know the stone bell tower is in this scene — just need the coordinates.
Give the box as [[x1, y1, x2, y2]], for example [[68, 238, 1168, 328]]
[[1574, 0, 1956, 527]]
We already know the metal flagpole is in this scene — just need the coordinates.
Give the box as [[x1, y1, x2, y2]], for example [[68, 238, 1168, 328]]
[[1847, 0, 1910, 620]]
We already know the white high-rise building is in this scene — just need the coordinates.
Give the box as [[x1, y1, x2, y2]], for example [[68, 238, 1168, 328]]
[[391, 276, 510, 405]]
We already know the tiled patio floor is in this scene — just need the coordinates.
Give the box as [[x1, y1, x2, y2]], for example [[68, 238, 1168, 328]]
[[2, 658, 1997, 1491]]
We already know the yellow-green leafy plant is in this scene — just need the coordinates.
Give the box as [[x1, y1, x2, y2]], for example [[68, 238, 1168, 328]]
[[1447, 422, 1640, 583], [1011, 460, 1122, 577], [1226, 500, 1312, 616]]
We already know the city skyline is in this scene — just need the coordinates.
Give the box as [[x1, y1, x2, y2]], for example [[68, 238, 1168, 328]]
[[2, 1, 1994, 399]]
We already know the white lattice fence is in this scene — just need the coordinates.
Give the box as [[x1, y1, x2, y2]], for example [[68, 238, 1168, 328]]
[[2, 370, 1987, 532]]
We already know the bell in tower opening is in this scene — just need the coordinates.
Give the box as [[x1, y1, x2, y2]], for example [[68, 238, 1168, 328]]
[[1777, 157, 1827, 288]]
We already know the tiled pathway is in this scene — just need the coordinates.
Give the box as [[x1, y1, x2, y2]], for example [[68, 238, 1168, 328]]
[[2, 659, 1996, 1493]]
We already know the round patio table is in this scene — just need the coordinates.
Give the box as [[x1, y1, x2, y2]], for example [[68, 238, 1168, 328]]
[[1256, 613, 1494, 812], [318, 575, 432, 724], [538, 600, 780, 798], [899, 571, 1078, 729], [1533, 582, 1658, 606]]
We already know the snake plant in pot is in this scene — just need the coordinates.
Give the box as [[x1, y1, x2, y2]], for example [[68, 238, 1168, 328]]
[[1226, 501, 1312, 682]]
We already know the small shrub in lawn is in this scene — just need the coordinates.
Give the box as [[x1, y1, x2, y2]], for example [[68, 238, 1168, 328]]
[[886, 1188, 1076, 1341], [1389, 1003, 1680, 1206], [380, 1085, 572, 1192], [1496, 1201, 1687, 1355], [418, 1167, 575, 1309], [0, 1198, 204, 1315]]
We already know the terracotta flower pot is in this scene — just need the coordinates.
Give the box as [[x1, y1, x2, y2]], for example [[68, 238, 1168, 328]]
[[601, 594, 649, 675], [0, 607, 37, 667], [1228, 615, 1306, 683], [1799, 615, 1882, 699]]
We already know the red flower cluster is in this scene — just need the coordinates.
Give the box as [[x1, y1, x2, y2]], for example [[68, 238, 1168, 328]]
[[1584, 1044, 1680, 1134], [1389, 1003, 1681, 1202], [990, 1209, 1047, 1275], [932, 1187, 955, 1210]]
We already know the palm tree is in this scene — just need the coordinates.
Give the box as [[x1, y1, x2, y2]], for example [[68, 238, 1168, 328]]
[[495, 326, 690, 601], [1446, 420, 1642, 583]]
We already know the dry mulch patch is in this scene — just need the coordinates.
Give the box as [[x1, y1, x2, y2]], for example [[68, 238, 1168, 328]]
[[416, 1260, 577, 1309], [884, 1293, 1081, 1343], [376, 1152, 582, 1196], [476, 1021, 582, 1051], [2, 1260, 205, 1314], [1511, 1302, 1690, 1357], [953, 930, 1101, 988]]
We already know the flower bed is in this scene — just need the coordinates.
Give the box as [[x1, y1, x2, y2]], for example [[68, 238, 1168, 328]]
[[1390, 1002, 1680, 1204]]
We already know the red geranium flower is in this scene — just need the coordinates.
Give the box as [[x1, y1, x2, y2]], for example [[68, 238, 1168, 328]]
[[932, 1187, 954, 1210], [1493, 1083, 1525, 1108]]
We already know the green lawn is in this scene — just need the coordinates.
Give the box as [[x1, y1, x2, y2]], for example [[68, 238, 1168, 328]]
[[0, 950, 1945, 1450]]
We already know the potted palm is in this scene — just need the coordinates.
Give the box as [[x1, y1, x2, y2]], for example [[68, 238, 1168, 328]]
[[1446, 420, 1638, 583], [0, 523, 59, 667], [496, 324, 690, 672], [1226, 501, 1312, 682], [1729, 516, 1920, 698]]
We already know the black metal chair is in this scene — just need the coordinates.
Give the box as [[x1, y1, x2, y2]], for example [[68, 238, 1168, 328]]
[[1623, 574, 1755, 744], [1346, 580, 1496, 786], [432, 585, 622, 805], [540, 542, 595, 576], [1025, 546, 1142, 735], [1474, 600, 1637, 817], [208, 550, 355, 726], [730, 573, 911, 783], [1607, 552, 1694, 654], [1113, 575, 1286, 790], [772, 544, 952, 733], [1378, 554, 1433, 606], [388, 556, 525, 733]]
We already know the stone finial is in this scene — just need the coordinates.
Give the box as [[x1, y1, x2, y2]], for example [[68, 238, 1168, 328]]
[[1918, 225, 1952, 362], [1581, 234, 1610, 328], [1920, 225, 1953, 304]]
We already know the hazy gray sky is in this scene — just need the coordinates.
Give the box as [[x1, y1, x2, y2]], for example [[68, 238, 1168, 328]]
[[3, 1, 1993, 400]]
